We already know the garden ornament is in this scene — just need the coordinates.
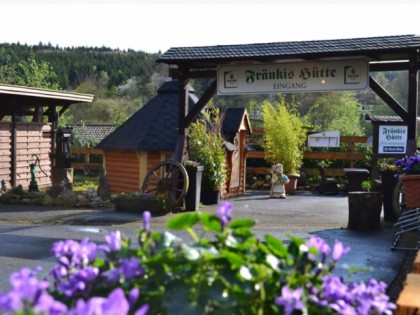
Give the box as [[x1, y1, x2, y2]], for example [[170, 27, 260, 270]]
[[269, 163, 290, 199]]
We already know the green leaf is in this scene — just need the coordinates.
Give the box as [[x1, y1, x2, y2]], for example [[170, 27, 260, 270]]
[[167, 212, 200, 230], [199, 212, 222, 232], [265, 235, 288, 258], [229, 218, 255, 229], [220, 250, 247, 268]]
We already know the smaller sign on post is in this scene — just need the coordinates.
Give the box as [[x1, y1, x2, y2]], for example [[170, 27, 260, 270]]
[[308, 131, 340, 148], [378, 125, 407, 154]]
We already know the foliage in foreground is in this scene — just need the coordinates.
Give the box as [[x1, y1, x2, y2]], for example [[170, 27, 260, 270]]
[[0, 203, 396, 315]]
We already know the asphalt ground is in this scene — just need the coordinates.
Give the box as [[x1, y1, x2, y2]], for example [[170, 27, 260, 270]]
[[0, 189, 411, 301]]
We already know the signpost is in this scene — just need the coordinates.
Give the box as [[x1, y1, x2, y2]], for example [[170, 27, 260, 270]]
[[378, 125, 408, 154], [217, 59, 368, 95]]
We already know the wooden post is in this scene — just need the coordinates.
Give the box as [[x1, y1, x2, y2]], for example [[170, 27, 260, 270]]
[[174, 66, 189, 163], [407, 52, 419, 154], [11, 112, 17, 187]]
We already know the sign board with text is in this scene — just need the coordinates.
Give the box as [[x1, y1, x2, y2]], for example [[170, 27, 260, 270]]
[[217, 59, 368, 95], [378, 125, 407, 154], [308, 131, 340, 148]]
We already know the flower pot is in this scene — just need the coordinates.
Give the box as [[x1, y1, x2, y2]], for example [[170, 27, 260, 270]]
[[399, 174, 420, 209], [347, 192, 382, 231], [113, 197, 165, 214], [285, 174, 300, 195], [380, 170, 398, 222], [185, 165, 204, 211], [200, 189, 220, 205]]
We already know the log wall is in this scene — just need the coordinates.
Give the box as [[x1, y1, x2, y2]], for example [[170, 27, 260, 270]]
[[104, 150, 140, 194]]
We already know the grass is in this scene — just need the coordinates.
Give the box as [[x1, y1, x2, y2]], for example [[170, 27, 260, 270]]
[[72, 170, 99, 192]]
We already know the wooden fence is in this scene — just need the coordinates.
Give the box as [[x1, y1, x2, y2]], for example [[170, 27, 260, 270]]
[[247, 135, 368, 178], [0, 122, 52, 189], [70, 145, 103, 175]]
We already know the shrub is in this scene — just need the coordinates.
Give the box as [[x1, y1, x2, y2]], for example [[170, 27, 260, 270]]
[[0, 203, 396, 315], [262, 99, 306, 174]]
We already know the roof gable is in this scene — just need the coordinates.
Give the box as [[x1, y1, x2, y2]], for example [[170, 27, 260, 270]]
[[96, 80, 198, 151]]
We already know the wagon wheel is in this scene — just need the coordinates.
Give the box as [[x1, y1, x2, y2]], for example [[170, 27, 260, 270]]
[[141, 161, 189, 211], [392, 180, 406, 219]]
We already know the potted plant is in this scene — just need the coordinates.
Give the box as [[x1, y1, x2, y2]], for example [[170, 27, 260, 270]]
[[395, 151, 420, 209], [379, 161, 398, 221], [188, 109, 227, 205], [261, 98, 306, 194], [347, 179, 382, 230], [183, 160, 204, 211]]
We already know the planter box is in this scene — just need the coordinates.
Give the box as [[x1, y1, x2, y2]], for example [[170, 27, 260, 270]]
[[113, 197, 165, 214]]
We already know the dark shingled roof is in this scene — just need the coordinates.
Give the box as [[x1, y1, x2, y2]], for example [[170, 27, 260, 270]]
[[368, 115, 404, 123], [96, 80, 198, 151], [222, 107, 251, 142], [158, 35, 420, 65], [69, 124, 116, 147]]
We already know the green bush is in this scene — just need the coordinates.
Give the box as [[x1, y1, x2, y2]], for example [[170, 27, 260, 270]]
[[262, 99, 306, 174]]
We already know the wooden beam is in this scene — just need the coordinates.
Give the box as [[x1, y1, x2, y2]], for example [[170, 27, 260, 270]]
[[407, 52, 419, 154], [184, 79, 217, 127], [369, 61, 410, 72], [174, 66, 189, 163], [11, 113, 17, 187], [369, 76, 408, 121]]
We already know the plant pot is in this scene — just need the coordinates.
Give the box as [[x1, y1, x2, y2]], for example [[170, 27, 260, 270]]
[[285, 174, 300, 195], [185, 165, 204, 211], [399, 174, 420, 209], [200, 189, 220, 205], [113, 197, 165, 214], [380, 170, 398, 222], [347, 192, 382, 230]]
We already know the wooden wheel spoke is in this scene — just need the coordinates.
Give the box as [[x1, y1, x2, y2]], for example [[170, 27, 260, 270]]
[[142, 160, 188, 210]]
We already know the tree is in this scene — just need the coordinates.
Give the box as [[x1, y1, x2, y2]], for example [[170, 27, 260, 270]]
[[303, 92, 364, 136]]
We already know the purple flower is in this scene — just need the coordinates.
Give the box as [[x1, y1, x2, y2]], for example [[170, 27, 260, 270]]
[[121, 257, 145, 280], [0, 267, 67, 315], [217, 202, 233, 229], [134, 304, 149, 315], [70, 288, 129, 315], [332, 240, 351, 261], [102, 268, 122, 285], [275, 286, 304, 315], [305, 236, 331, 261], [105, 231, 122, 252], [143, 211, 151, 230]]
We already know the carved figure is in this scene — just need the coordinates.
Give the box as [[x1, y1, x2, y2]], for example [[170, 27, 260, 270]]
[[269, 163, 290, 199]]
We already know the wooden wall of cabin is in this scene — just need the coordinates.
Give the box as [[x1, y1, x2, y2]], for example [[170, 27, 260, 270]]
[[0, 122, 52, 190], [103, 150, 172, 194], [103, 150, 140, 194]]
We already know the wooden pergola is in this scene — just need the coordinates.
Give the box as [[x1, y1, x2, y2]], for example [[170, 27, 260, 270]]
[[157, 34, 420, 166], [0, 84, 93, 187]]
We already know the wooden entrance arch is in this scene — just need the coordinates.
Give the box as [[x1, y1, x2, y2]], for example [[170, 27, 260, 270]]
[[157, 34, 420, 166]]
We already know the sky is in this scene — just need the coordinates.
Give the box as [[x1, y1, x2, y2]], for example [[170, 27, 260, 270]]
[[0, 0, 419, 54]]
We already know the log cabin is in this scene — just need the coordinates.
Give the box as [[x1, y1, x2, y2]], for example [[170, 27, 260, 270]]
[[96, 79, 252, 198]]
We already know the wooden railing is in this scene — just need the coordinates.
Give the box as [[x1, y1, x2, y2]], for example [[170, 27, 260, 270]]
[[247, 136, 368, 177], [70, 145, 103, 175]]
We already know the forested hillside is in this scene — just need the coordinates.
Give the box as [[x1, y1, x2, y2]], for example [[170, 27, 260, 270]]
[[0, 42, 168, 125]]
